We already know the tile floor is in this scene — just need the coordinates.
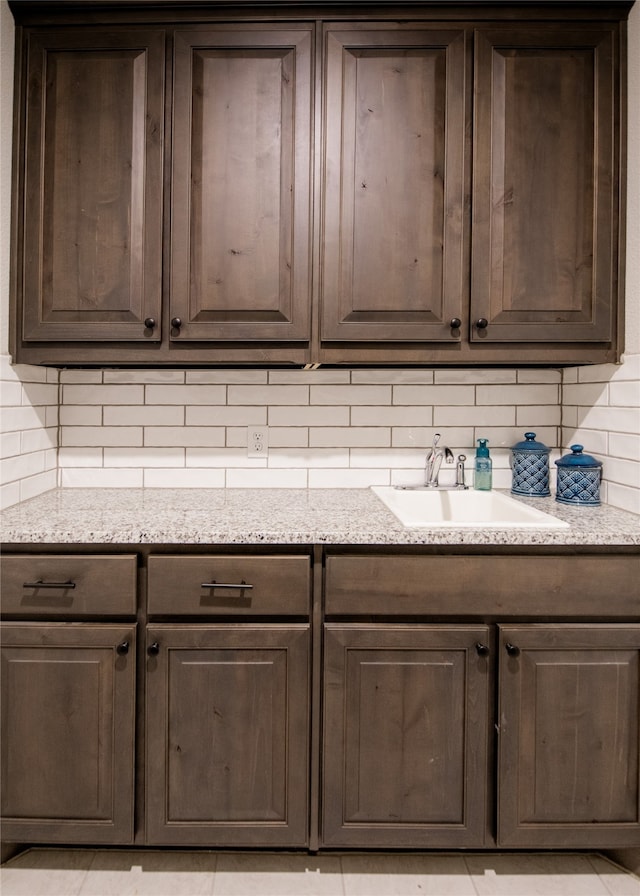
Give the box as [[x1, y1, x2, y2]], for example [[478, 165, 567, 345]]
[[1, 850, 638, 896]]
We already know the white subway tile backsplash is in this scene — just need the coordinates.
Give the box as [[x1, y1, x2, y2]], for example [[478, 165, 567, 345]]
[[1, 355, 636, 515], [146, 385, 226, 405], [63, 384, 145, 405], [606, 482, 640, 514]]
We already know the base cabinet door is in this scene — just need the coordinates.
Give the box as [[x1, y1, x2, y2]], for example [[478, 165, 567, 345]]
[[0, 623, 136, 844], [145, 624, 310, 846], [322, 624, 491, 847], [498, 624, 640, 847]]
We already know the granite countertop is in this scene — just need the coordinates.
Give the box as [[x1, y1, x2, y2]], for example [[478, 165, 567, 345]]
[[1, 487, 639, 546]]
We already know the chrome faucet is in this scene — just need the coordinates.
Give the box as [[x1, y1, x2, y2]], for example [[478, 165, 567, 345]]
[[425, 433, 454, 487]]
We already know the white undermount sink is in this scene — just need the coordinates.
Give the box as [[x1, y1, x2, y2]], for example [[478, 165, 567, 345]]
[[372, 486, 570, 529]]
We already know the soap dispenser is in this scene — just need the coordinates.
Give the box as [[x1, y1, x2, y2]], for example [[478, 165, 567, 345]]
[[474, 439, 492, 491]]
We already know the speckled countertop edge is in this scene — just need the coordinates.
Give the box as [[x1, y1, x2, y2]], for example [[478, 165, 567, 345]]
[[1, 487, 639, 547]]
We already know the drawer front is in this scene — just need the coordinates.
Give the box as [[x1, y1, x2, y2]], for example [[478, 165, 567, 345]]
[[325, 554, 640, 617], [148, 555, 310, 616], [1, 555, 137, 617]]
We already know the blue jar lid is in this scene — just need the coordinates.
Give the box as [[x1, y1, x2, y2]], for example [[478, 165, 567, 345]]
[[555, 445, 602, 469], [512, 432, 549, 453]]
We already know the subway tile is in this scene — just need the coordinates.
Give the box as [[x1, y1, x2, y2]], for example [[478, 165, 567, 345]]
[[186, 447, 262, 468], [269, 406, 350, 427], [61, 427, 143, 447], [105, 406, 184, 427], [1, 357, 52, 383], [517, 369, 562, 383], [45, 406, 59, 428], [144, 468, 225, 488], [270, 448, 350, 468], [516, 405, 561, 426], [607, 481, 640, 514], [602, 456, 640, 488], [562, 382, 610, 407], [269, 369, 350, 384], [609, 380, 640, 406], [1, 381, 22, 405], [435, 405, 516, 426], [350, 448, 424, 468], [63, 384, 145, 405], [612, 353, 640, 379], [187, 406, 267, 427], [104, 370, 185, 385], [435, 368, 517, 384], [577, 405, 640, 434], [609, 432, 640, 461], [144, 427, 225, 448], [352, 369, 434, 384], [477, 384, 559, 405], [60, 369, 103, 384], [0, 431, 22, 458], [0, 404, 48, 433], [226, 468, 308, 487], [60, 406, 103, 426], [20, 427, 57, 454], [104, 448, 184, 468], [352, 406, 433, 426], [310, 385, 391, 406], [391, 426, 473, 449], [188, 370, 267, 384], [472, 426, 559, 450], [310, 427, 391, 448], [19, 469, 58, 502], [61, 468, 143, 488], [1, 480, 21, 509], [22, 382, 59, 406], [228, 385, 308, 405], [562, 367, 579, 383], [58, 448, 104, 468], [0, 451, 46, 483], [394, 385, 475, 405], [309, 468, 390, 488], [560, 428, 609, 454], [146, 385, 226, 405], [225, 426, 309, 449]]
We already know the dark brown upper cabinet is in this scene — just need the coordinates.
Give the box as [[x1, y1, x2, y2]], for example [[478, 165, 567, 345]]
[[319, 25, 468, 349], [170, 26, 313, 350], [9, 3, 629, 367], [471, 26, 619, 346], [18, 28, 165, 345]]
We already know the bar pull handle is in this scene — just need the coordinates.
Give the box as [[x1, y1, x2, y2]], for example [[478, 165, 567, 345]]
[[200, 581, 254, 591], [23, 580, 76, 589]]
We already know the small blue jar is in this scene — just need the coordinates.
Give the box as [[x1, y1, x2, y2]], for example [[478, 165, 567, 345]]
[[554, 445, 602, 506], [511, 432, 550, 497]]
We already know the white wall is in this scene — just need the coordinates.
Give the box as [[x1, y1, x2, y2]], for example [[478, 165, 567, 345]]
[[1, 0, 638, 513]]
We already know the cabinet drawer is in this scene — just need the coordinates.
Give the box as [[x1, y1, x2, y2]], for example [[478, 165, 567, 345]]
[[147, 555, 310, 616], [325, 554, 640, 617], [1, 555, 137, 617]]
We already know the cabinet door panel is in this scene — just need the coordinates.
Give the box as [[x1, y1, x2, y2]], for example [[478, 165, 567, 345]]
[[472, 27, 617, 343], [322, 624, 490, 847], [1, 623, 136, 843], [321, 26, 467, 342], [22, 30, 164, 342], [146, 624, 309, 846], [498, 624, 640, 847], [171, 27, 312, 341]]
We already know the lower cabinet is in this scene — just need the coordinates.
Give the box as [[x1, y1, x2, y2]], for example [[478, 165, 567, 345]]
[[0, 622, 136, 844], [498, 624, 640, 848], [145, 623, 310, 847], [322, 624, 491, 847]]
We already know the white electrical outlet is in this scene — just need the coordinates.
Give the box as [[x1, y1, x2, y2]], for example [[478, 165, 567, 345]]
[[248, 426, 268, 457]]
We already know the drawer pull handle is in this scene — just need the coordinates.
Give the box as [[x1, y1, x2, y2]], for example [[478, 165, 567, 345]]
[[23, 580, 76, 590], [200, 581, 254, 591]]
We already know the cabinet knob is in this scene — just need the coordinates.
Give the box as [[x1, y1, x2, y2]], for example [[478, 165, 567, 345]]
[[476, 318, 489, 330], [450, 318, 462, 329], [475, 642, 490, 657], [505, 642, 521, 657], [144, 318, 156, 330], [147, 642, 160, 656], [171, 317, 182, 330], [116, 641, 129, 655]]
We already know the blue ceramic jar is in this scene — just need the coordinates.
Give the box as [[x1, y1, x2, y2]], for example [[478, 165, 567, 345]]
[[554, 445, 602, 506], [510, 432, 550, 497]]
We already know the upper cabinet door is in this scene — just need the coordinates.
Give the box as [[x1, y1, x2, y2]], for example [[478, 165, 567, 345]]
[[21, 29, 165, 342], [472, 27, 618, 343], [320, 26, 468, 343], [170, 26, 313, 342]]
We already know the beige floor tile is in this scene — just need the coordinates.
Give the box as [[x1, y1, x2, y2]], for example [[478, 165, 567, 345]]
[[341, 853, 477, 895], [0, 848, 95, 896], [212, 853, 344, 896], [588, 856, 640, 896], [465, 853, 613, 896], [78, 850, 217, 896]]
